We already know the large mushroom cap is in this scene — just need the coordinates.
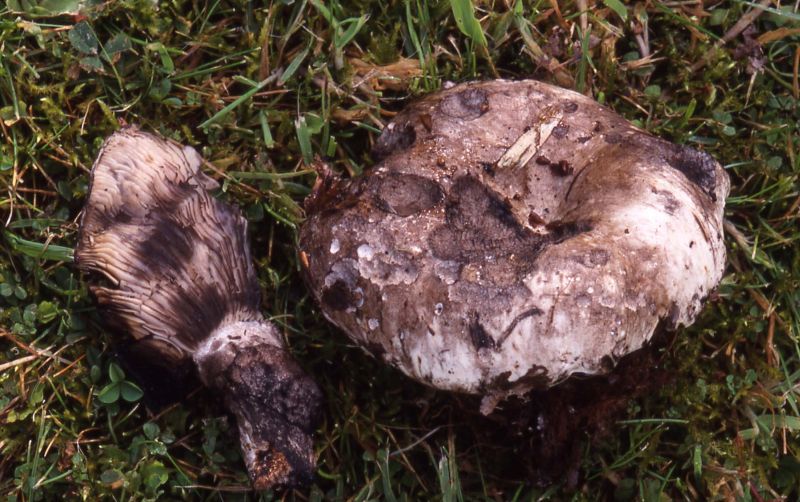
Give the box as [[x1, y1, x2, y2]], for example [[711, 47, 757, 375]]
[[299, 80, 728, 409], [76, 127, 321, 488]]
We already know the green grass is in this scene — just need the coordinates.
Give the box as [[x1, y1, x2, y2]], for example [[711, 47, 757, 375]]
[[2, 0, 800, 500]]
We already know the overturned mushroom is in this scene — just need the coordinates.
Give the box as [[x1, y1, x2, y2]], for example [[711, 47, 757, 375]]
[[76, 127, 321, 489], [299, 80, 728, 413]]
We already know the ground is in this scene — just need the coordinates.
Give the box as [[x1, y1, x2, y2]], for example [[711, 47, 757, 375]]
[[1, 0, 799, 500]]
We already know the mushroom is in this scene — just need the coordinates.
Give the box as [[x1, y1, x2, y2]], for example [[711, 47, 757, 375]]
[[298, 80, 728, 413], [75, 127, 321, 488]]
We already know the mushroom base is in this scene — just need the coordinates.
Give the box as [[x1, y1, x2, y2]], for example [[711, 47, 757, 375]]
[[517, 331, 675, 486], [416, 328, 677, 489], [194, 321, 322, 488]]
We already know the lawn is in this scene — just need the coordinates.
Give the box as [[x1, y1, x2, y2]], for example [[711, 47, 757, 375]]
[[1, 0, 800, 500]]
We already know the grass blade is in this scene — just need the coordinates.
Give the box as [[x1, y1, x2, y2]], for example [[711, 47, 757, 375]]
[[4, 232, 74, 262], [199, 73, 279, 130], [449, 0, 488, 47]]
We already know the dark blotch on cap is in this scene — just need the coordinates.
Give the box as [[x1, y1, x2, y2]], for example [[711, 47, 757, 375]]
[[169, 281, 229, 345], [113, 209, 133, 224], [552, 123, 569, 138], [372, 123, 416, 160], [137, 216, 196, 274], [321, 280, 358, 311], [665, 144, 718, 200], [469, 315, 496, 350], [439, 88, 490, 120], [651, 187, 681, 214], [546, 220, 593, 242], [429, 176, 592, 267], [447, 176, 521, 233], [374, 172, 443, 217]]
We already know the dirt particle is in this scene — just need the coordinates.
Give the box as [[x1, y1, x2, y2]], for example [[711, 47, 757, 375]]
[[419, 113, 433, 132], [321, 280, 361, 311], [600, 355, 616, 372], [536, 155, 573, 176], [563, 101, 579, 113], [550, 160, 573, 176], [528, 211, 546, 226], [651, 188, 681, 214], [552, 123, 569, 138], [469, 315, 496, 350]]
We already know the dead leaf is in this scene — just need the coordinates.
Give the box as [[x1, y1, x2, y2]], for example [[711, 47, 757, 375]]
[[331, 107, 369, 124], [757, 27, 800, 45], [349, 57, 422, 91]]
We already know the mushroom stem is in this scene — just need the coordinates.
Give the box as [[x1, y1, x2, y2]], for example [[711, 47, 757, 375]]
[[193, 320, 321, 488]]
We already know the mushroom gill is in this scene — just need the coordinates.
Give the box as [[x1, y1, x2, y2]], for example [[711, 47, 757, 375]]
[[76, 127, 321, 489]]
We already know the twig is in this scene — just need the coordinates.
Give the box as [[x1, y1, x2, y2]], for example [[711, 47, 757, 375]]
[[724, 227, 787, 332], [576, 0, 588, 33], [0, 355, 38, 372], [634, 33, 650, 59], [793, 45, 799, 100], [200, 159, 262, 198], [1, 328, 69, 364], [632, 8, 650, 61], [690, 0, 773, 72], [547, 0, 569, 31], [390, 426, 443, 457], [766, 313, 777, 367], [148, 386, 204, 422], [13, 187, 58, 196], [176, 485, 252, 492]]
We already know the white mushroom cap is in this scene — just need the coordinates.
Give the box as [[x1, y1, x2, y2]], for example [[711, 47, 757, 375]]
[[299, 80, 728, 411]]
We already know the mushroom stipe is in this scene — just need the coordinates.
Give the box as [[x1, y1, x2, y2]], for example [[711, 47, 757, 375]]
[[75, 127, 321, 489], [299, 79, 729, 414]]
